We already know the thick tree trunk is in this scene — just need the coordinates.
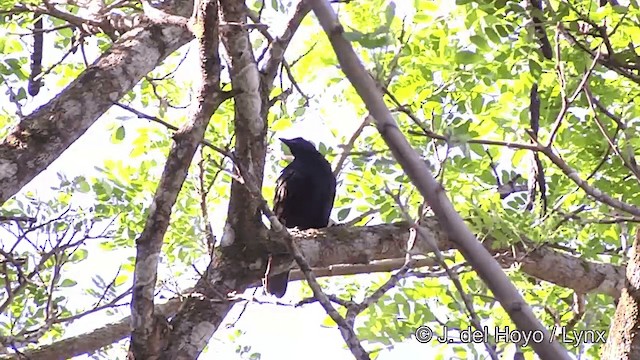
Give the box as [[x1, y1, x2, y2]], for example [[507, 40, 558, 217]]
[[602, 228, 640, 359]]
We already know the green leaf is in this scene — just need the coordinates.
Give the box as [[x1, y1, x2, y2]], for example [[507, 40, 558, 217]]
[[76, 177, 91, 193], [337, 208, 351, 221], [70, 249, 89, 262], [343, 31, 363, 42], [112, 125, 125, 143], [358, 34, 392, 49], [470, 35, 490, 51], [384, 2, 396, 26], [484, 27, 501, 43], [60, 279, 77, 287], [114, 274, 129, 286], [529, 58, 542, 77], [455, 50, 483, 65], [321, 314, 336, 327], [512, 149, 528, 167], [471, 94, 483, 113]]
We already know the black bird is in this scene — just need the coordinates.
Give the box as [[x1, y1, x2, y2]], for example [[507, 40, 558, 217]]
[[264, 137, 336, 298]]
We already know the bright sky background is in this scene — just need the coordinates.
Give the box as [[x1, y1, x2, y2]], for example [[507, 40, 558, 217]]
[[0, 1, 520, 359]]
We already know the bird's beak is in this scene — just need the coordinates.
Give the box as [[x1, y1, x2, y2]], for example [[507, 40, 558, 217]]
[[279, 138, 291, 146]]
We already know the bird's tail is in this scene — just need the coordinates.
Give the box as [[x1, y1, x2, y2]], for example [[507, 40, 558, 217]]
[[264, 255, 290, 298]]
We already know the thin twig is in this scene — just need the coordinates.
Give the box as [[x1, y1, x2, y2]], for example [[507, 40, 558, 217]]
[[547, 40, 601, 147], [529, 133, 640, 217], [584, 85, 640, 181], [114, 102, 232, 158], [333, 115, 371, 177]]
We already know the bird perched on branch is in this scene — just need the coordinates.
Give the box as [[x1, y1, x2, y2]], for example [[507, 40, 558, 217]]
[[264, 137, 336, 298]]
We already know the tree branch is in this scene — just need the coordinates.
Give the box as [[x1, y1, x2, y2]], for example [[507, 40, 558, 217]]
[[161, 1, 270, 357], [129, 0, 223, 357], [0, 1, 195, 205], [259, 0, 310, 83], [0, 299, 182, 360], [308, 1, 572, 358]]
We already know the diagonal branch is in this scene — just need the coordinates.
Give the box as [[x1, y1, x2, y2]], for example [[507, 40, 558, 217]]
[[584, 86, 640, 181], [128, 0, 223, 358], [0, 2, 195, 205], [531, 138, 640, 217], [558, 23, 640, 85], [386, 185, 498, 359], [333, 115, 371, 178], [259, 0, 311, 84], [308, 1, 572, 358], [547, 44, 601, 148], [0, 299, 182, 360]]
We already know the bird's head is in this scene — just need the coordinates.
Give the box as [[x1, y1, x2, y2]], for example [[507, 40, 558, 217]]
[[280, 137, 321, 158]]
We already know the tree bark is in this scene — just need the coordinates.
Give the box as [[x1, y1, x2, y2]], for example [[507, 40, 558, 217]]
[[162, 1, 270, 358], [128, 0, 223, 358], [602, 228, 640, 359]]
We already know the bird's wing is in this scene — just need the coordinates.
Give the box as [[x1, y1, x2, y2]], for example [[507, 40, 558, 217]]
[[273, 166, 306, 227]]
